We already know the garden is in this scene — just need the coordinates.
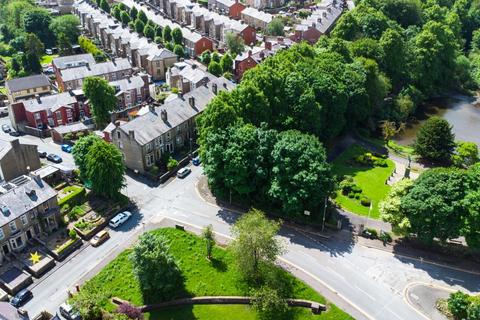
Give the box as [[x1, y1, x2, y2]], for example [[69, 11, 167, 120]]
[[72, 226, 352, 320], [332, 145, 395, 219]]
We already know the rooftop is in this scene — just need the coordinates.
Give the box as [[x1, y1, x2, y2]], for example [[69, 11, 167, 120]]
[[5, 75, 51, 93], [60, 58, 132, 82], [21, 92, 77, 113], [52, 54, 96, 70]]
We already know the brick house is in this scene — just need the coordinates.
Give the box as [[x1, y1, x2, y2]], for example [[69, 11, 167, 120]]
[[290, 24, 322, 44], [9, 92, 89, 131], [234, 49, 259, 80], [110, 74, 152, 112]]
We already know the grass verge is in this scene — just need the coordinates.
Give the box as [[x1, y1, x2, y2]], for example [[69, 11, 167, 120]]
[[80, 228, 353, 320]]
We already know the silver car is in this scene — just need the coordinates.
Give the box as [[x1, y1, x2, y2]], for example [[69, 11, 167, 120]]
[[108, 211, 132, 228]]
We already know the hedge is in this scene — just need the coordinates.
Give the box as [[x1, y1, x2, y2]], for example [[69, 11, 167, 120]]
[[58, 186, 86, 207]]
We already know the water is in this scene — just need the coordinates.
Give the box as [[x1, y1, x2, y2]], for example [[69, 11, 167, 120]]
[[393, 94, 480, 146]]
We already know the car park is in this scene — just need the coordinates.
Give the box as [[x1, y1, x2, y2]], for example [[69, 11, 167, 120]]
[[59, 302, 81, 320], [90, 230, 110, 247], [61, 144, 73, 153], [47, 154, 62, 163], [192, 157, 201, 166], [10, 289, 32, 307], [176, 167, 191, 178], [109, 211, 132, 229], [38, 151, 47, 158], [2, 124, 11, 133]]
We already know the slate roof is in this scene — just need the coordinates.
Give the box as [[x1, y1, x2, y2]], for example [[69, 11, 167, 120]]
[[0, 176, 57, 227], [118, 78, 235, 145], [241, 7, 272, 24], [60, 58, 132, 82], [110, 76, 146, 92], [52, 54, 96, 70], [52, 122, 88, 134], [22, 92, 77, 113], [5, 75, 50, 93]]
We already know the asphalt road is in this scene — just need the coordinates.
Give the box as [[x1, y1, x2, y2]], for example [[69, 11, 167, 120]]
[[20, 164, 480, 320]]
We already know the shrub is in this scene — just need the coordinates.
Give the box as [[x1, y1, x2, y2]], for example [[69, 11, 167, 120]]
[[468, 301, 480, 320], [252, 286, 288, 320], [69, 229, 77, 240], [348, 192, 355, 198], [362, 228, 378, 239], [351, 185, 362, 194], [339, 179, 355, 195], [379, 230, 392, 243], [374, 159, 388, 167], [354, 193, 361, 199], [167, 158, 178, 171], [360, 196, 371, 207], [58, 187, 86, 207], [448, 291, 470, 320], [116, 302, 143, 319], [61, 204, 70, 215], [64, 133, 73, 141]]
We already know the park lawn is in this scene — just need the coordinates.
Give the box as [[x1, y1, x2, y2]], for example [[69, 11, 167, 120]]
[[332, 145, 395, 219], [40, 54, 59, 65], [80, 228, 353, 320]]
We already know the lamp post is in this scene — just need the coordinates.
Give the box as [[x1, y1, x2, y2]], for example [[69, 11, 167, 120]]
[[321, 197, 328, 232]]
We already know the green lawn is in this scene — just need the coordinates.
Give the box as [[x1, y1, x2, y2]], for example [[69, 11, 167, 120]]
[[80, 228, 353, 320], [40, 54, 58, 65], [332, 145, 395, 219]]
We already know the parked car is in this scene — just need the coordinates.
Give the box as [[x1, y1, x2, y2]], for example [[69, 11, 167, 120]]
[[109, 211, 132, 229], [38, 151, 47, 158], [9, 130, 20, 137], [90, 230, 110, 247], [0, 107, 8, 117], [177, 167, 191, 178], [59, 302, 81, 320], [47, 154, 62, 163], [61, 144, 72, 153], [192, 157, 201, 166], [1, 124, 11, 133], [45, 48, 53, 55], [10, 289, 32, 307]]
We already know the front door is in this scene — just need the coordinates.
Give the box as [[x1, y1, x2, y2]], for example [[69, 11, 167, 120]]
[[26, 230, 32, 240], [2, 244, 9, 255]]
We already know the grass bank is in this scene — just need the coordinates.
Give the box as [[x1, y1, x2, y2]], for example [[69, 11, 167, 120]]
[[80, 228, 353, 320]]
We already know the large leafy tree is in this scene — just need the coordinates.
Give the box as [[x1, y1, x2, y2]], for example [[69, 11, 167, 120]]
[[413, 116, 455, 163], [266, 17, 284, 36], [72, 134, 102, 181], [172, 27, 183, 45], [379, 179, 413, 236], [162, 25, 172, 42], [225, 32, 245, 56], [86, 140, 125, 199], [83, 77, 117, 127], [230, 209, 283, 281], [269, 130, 333, 217], [71, 289, 107, 320], [130, 233, 182, 300], [23, 8, 54, 47], [49, 15, 80, 44]]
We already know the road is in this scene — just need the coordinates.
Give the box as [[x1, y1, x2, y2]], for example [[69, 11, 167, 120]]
[[20, 164, 480, 320]]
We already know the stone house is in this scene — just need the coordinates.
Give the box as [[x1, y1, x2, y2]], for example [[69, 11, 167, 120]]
[[208, 0, 245, 20], [244, 0, 285, 9], [110, 74, 152, 113], [241, 7, 272, 30], [0, 139, 41, 183], [167, 61, 215, 94], [5, 75, 52, 104]]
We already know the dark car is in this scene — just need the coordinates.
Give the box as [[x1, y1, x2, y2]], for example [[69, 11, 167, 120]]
[[38, 151, 47, 158], [1, 124, 11, 133], [47, 154, 62, 163], [192, 157, 201, 166], [9, 130, 20, 137], [10, 289, 32, 307]]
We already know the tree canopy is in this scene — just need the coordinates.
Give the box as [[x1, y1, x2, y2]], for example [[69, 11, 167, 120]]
[[413, 116, 456, 163], [83, 77, 117, 127]]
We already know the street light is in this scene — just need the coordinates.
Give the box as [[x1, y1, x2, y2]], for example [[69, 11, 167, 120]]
[[321, 197, 327, 232]]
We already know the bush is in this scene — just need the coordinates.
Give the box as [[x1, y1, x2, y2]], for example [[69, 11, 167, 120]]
[[339, 179, 355, 195], [69, 229, 77, 240], [448, 291, 470, 320], [252, 286, 288, 320], [64, 133, 73, 141], [58, 187, 86, 207], [167, 158, 178, 171], [61, 204, 70, 215], [68, 205, 86, 221], [351, 185, 362, 194], [362, 228, 378, 239], [354, 193, 361, 199], [374, 159, 388, 167], [379, 230, 392, 243], [116, 302, 143, 319], [468, 301, 480, 320], [348, 192, 355, 198], [360, 196, 371, 207]]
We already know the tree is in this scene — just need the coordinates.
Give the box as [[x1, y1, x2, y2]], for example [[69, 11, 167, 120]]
[[143, 24, 155, 40], [24, 33, 44, 57], [134, 19, 145, 34], [121, 11, 131, 25], [9, 36, 25, 52], [230, 209, 283, 280], [83, 77, 117, 127], [379, 120, 405, 143], [266, 17, 284, 36], [207, 61, 222, 76], [201, 224, 215, 260], [57, 33, 72, 55], [130, 233, 182, 300], [413, 116, 455, 163], [162, 25, 172, 43], [138, 10, 148, 24], [172, 27, 183, 45], [173, 44, 184, 58], [211, 51, 220, 63], [269, 130, 333, 217], [252, 286, 288, 320], [86, 139, 125, 199], [23, 8, 54, 47], [201, 50, 211, 65], [448, 291, 470, 320], [112, 5, 122, 20], [379, 179, 413, 236], [381, 0, 423, 27], [22, 52, 42, 74], [453, 141, 479, 168], [72, 135, 102, 181], [129, 6, 138, 20], [220, 53, 233, 73], [71, 289, 107, 320], [49, 15, 81, 44], [225, 32, 244, 56]]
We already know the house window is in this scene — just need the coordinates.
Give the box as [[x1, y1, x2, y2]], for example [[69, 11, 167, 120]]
[[9, 221, 17, 233], [68, 117, 73, 123], [145, 153, 154, 167], [20, 215, 28, 226], [117, 131, 121, 139], [146, 142, 153, 152], [79, 110, 85, 118], [9, 236, 23, 250], [166, 132, 171, 141], [66, 109, 72, 117], [0, 228, 4, 240], [35, 113, 41, 120]]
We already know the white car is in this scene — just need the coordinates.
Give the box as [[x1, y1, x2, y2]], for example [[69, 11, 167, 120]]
[[109, 211, 132, 228], [176, 167, 191, 178]]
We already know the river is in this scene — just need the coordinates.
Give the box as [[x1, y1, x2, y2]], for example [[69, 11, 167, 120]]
[[393, 94, 480, 146]]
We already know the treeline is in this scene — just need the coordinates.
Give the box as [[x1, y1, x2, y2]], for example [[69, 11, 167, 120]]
[[198, 0, 480, 219], [0, 0, 80, 77]]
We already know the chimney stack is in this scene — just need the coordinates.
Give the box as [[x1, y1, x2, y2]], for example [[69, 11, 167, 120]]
[[189, 96, 195, 107], [161, 109, 168, 122], [265, 41, 272, 50], [129, 130, 135, 139]]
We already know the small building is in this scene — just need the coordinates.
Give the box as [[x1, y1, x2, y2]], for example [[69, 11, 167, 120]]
[[208, 0, 246, 20], [241, 7, 272, 30], [0, 139, 41, 183], [234, 49, 260, 80], [112, 78, 235, 174], [51, 122, 90, 143], [5, 75, 52, 104]]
